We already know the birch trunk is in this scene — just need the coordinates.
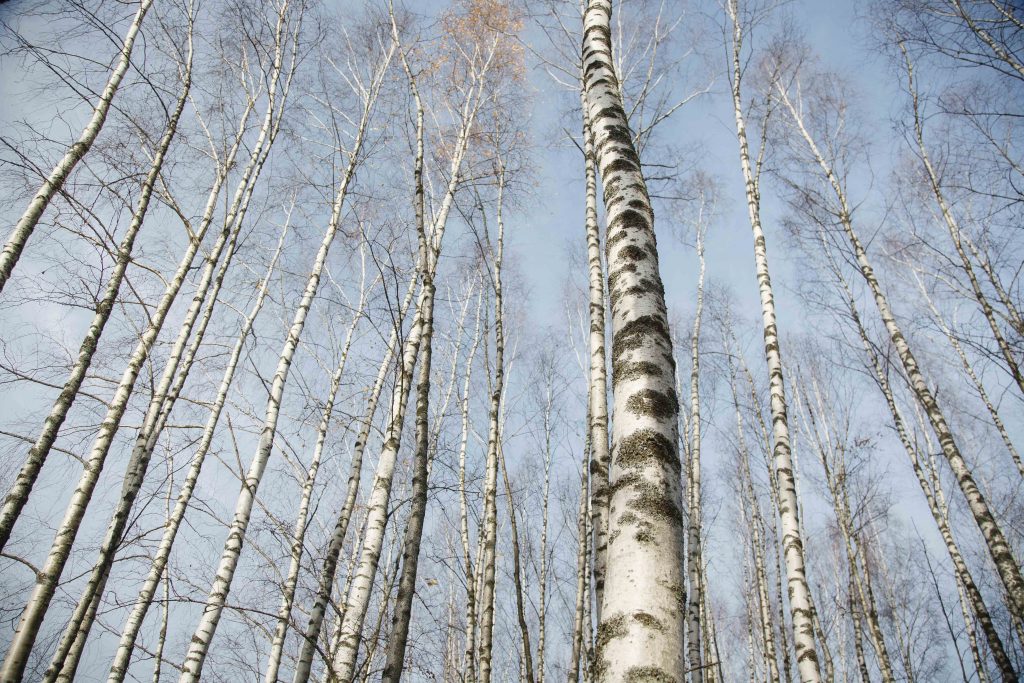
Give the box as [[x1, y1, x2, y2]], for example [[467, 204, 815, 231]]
[[776, 81, 1024, 622], [821, 242, 1016, 680], [380, 16, 432, 677], [477, 157, 509, 683], [47, 10, 299, 673], [911, 269, 1023, 476], [727, 3, 822, 679], [176, 46, 392, 681], [568, 460, 590, 683], [105, 217, 290, 683], [900, 43, 1024, 396], [0, 0, 154, 295], [289, 262, 420, 683], [581, 91, 611, 618], [537, 409, 551, 683], [329, 47, 486, 678], [46, 209, 245, 683], [0, 41, 267, 679], [685, 223, 707, 682], [501, 441, 537, 683], [263, 263, 369, 683], [0, 14, 194, 553], [583, 2, 687, 680], [728, 357, 781, 683], [459, 289, 484, 683], [793, 379, 895, 683]]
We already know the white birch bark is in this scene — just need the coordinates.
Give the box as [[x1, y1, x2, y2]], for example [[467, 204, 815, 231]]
[[30, 12, 297, 672], [820, 240, 1016, 680], [176, 44, 392, 682], [459, 289, 484, 683], [263, 258, 370, 683], [728, 355, 781, 683], [0, 12, 193, 554], [0, 41, 269, 680], [581, 91, 611, 618], [727, 3, 822, 679], [289, 262, 419, 683], [0, 0, 154, 295], [568, 460, 590, 683], [105, 216, 291, 683], [685, 221, 707, 683], [583, 2, 687, 680], [329, 50, 487, 680], [793, 380, 895, 683], [775, 80, 1024, 623], [476, 158, 511, 683]]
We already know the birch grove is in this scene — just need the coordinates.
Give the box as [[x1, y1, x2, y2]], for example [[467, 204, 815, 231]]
[[1, 0, 1022, 681]]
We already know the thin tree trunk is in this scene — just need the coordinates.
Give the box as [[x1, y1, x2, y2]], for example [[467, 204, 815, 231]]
[[820, 240, 1016, 680], [477, 161, 509, 683], [105, 212, 290, 683], [728, 356, 781, 683], [568, 458, 590, 683], [900, 43, 1024, 396], [263, 261, 370, 683], [776, 81, 1024, 622], [793, 379, 895, 683], [537, 406, 552, 683], [500, 440, 537, 683], [0, 0, 154, 294], [176, 46, 392, 682], [583, 2, 687, 680], [686, 222, 707, 682], [727, 4, 822, 679], [328, 72, 479, 680], [0, 10, 195, 554], [459, 289, 484, 683], [379, 15, 433, 678], [580, 90, 611, 619], [910, 270, 1023, 477], [0, 43, 267, 680]]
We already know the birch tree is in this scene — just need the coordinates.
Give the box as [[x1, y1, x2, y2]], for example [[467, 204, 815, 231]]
[[0, 0, 154, 295], [582, 2, 687, 680], [176, 30, 393, 681], [725, 3, 823, 679], [773, 61, 1024, 623]]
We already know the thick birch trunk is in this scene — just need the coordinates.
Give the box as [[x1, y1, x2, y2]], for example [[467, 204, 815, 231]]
[[583, 2, 687, 680], [727, 4, 822, 679], [0, 0, 154, 295], [776, 82, 1024, 622]]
